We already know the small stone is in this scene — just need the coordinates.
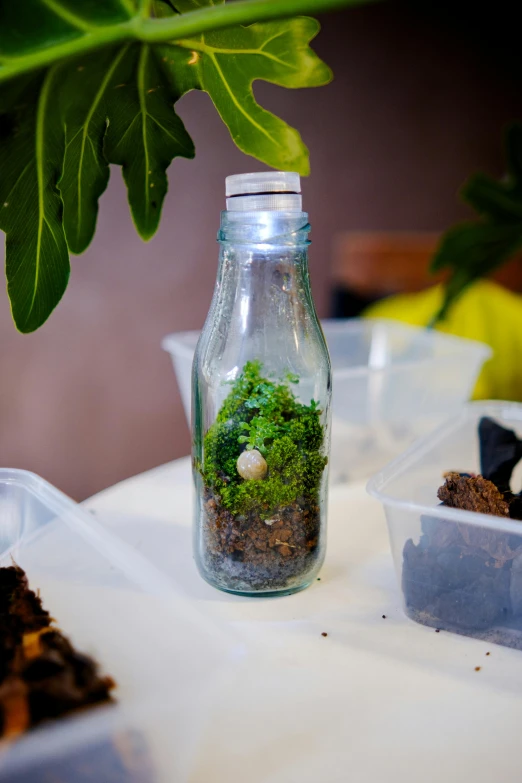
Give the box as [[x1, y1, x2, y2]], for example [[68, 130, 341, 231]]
[[278, 529, 292, 543], [278, 545, 292, 557], [237, 449, 268, 480]]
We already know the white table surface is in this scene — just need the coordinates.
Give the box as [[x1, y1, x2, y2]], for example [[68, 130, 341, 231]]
[[85, 458, 522, 783]]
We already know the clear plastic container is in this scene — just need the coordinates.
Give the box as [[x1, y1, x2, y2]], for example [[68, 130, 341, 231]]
[[367, 401, 522, 650], [0, 469, 237, 781], [163, 319, 490, 482]]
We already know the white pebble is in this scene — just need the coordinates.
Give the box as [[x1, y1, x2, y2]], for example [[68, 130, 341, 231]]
[[237, 449, 268, 480]]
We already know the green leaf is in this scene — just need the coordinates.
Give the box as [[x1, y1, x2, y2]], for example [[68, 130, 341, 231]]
[[160, 12, 332, 174], [0, 0, 134, 61], [57, 42, 194, 248], [460, 126, 522, 222], [57, 47, 123, 253], [0, 0, 375, 84], [431, 222, 522, 322], [0, 0, 371, 331], [104, 43, 195, 239], [461, 173, 522, 223], [432, 123, 522, 322], [0, 71, 69, 333]]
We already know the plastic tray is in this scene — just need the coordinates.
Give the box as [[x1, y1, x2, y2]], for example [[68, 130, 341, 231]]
[[163, 319, 490, 482], [367, 401, 522, 650], [0, 469, 237, 781]]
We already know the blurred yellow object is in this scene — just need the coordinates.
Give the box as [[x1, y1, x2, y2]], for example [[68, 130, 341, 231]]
[[364, 280, 522, 401]]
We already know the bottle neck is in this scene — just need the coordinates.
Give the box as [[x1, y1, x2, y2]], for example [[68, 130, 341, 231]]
[[215, 210, 312, 307], [217, 210, 310, 247], [206, 211, 315, 370]]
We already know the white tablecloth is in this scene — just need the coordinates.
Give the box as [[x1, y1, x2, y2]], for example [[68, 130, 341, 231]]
[[85, 459, 522, 783]]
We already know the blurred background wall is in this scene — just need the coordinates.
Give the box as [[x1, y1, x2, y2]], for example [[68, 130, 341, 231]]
[[0, 0, 520, 499]]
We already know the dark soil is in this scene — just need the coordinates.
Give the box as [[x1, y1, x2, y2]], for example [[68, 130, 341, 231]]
[[401, 421, 522, 647], [405, 605, 522, 651], [1, 565, 114, 738], [403, 476, 522, 635], [201, 488, 322, 592], [402, 518, 518, 632], [438, 472, 510, 516], [1, 565, 153, 781]]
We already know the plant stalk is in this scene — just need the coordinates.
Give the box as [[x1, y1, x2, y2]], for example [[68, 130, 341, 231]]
[[0, 0, 377, 83], [140, 0, 376, 40]]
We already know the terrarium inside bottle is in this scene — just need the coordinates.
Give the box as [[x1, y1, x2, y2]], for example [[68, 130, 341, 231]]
[[192, 172, 331, 596]]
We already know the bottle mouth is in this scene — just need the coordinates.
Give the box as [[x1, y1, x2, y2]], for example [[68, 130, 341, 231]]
[[225, 171, 303, 212]]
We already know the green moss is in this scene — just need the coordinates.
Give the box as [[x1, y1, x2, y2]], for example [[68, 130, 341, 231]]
[[202, 361, 327, 517]]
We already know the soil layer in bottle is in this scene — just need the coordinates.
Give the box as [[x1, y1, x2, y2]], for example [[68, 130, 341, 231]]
[[202, 491, 321, 592]]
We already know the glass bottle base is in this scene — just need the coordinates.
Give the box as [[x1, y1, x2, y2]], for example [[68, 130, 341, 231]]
[[199, 571, 316, 598]]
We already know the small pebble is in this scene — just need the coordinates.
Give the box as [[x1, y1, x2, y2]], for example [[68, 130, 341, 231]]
[[321, 632, 328, 637], [475, 666, 481, 672], [435, 629, 440, 633], [237, 449, 267, 480], [486, 652, 491, 656], [382, 615, 386, 619]]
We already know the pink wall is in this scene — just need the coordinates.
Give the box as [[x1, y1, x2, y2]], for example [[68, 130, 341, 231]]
[[0, 4, 519, 499]]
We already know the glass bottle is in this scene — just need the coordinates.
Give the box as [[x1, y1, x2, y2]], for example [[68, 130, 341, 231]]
[[192, 172, 331, 596]]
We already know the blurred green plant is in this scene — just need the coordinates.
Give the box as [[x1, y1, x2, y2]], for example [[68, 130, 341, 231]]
[[431, 122, 522, 323], [0, 0, 372, 333]]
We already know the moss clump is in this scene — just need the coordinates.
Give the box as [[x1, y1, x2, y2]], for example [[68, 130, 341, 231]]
[[202, 361, 327, 517]]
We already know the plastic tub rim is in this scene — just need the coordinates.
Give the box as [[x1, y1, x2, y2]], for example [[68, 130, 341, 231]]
[[161, 318, 492, 379], [366, 400, 522, 536]]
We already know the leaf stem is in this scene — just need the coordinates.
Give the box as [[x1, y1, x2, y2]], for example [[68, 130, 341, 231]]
[[0, 26, 136, 83], [139, 0, 377, 40], [0, 0, 377, 83], [31, 67, 59, 318], [137, 44, 152, 223], [139, 0, 154, 19]]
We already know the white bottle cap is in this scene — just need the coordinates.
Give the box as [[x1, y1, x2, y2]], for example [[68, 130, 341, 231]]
[[225, 171, 302, 212]]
